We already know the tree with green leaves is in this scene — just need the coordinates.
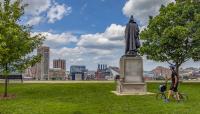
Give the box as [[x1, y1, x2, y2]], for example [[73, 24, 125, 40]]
[[140, 0, 200, 75], [0, 0, 44, 97]]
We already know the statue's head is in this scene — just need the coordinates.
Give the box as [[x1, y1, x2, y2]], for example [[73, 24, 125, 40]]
[[129, 15, 135, 23]]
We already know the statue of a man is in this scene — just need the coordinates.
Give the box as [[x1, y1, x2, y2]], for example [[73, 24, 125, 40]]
[[125, 15, 140, 56]]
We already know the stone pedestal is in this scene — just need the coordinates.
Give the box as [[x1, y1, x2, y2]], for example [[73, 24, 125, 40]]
[[121, 83, 146, 93], [118, 55, 146, 94]]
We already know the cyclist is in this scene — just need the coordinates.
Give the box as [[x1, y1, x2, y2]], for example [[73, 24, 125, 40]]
[[165, 64, 180, 102]]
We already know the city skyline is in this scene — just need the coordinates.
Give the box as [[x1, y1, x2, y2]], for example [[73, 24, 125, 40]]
[[46, 45, 200, 71], [21, 0, 199, 71]]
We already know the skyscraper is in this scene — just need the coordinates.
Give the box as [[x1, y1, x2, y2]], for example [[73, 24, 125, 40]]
[[36, 46, 50, 80], [53, 59, 66, 70]]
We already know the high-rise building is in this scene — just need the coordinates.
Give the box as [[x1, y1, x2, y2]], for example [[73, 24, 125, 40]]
[[36, 46, 50, 80], [70, 65, 87, 80], [53, 59, 66, 70]]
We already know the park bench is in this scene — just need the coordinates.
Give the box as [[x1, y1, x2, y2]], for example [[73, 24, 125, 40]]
[[0, 74, 23, 83]]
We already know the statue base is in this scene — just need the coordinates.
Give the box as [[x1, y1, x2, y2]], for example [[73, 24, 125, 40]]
[[116, 55, 147, 94], [119, 83, 146, 93]]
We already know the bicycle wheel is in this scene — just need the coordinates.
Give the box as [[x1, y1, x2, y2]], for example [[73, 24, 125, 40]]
[[156, 92, 166, 100]]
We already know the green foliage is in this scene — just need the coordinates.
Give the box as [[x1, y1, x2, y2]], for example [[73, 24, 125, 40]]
[[0, 0, 44, 75], [140, 0, 200, 68]]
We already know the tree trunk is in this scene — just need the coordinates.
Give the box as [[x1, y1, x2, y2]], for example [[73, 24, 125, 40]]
[[176, 64, 181, 81], [3, 64, 8, 97], [176, 65, 179, 77], [4, 77, 8, 97], [175, 62, 180, 76]]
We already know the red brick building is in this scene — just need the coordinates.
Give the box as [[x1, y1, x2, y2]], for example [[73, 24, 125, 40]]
[[53, 59, 66, 71]]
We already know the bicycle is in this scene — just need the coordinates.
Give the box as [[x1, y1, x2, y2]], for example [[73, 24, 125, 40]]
[[156, 81, 188, 102]]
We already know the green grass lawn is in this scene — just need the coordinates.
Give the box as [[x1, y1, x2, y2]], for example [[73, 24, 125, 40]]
[[0, 82, 200, 114]]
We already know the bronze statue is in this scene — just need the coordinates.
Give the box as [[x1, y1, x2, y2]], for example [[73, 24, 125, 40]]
[[125, 15, 140, 56]]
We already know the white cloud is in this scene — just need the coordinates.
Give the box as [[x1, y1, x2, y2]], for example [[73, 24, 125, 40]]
[[24, 0, 51, 16], [77, 24, 125, 50], [32, 32, 78, 48], [50, 47, 80, 68], [51, 47, 82, 58], [0, 0, 51, 16], [122, 0, 175, 25], [47, 3, 71, 23], [26, 16, 43, 25], [20, 0, 72, 25]]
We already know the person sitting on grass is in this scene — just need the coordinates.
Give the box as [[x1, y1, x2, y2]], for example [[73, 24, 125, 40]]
[[165, 65, 180, 102]]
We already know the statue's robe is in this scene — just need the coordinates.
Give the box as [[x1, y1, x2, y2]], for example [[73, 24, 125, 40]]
[[125, 22, 139, 54]]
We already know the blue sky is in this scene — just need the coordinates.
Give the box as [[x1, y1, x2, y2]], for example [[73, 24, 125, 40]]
[[32, 0, 127, 34], [19, 0, 200, 71]]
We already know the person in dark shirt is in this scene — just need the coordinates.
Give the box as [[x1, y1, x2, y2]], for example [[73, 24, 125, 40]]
[[166, 65, 180, 102]]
